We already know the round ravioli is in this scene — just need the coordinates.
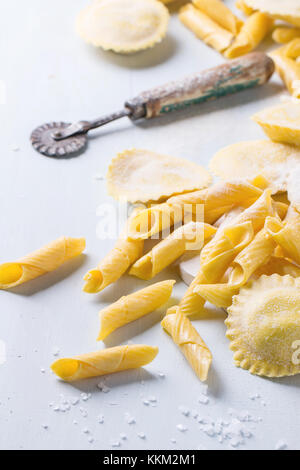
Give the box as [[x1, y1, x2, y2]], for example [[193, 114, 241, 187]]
[[252, 102, 300, 148], [210, 140, 300, 194], [243, 0, 300, 27], [107, 149, 212, 203], [76, 0, 169, 53], [226, 274, 300, 377]]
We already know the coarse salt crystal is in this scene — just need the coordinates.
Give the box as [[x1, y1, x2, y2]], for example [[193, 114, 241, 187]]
[[176, 424, 188, 432], [275, 440, 288, 450]]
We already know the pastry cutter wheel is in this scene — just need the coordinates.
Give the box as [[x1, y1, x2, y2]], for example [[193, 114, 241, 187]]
[[31, 52, 274, 158]]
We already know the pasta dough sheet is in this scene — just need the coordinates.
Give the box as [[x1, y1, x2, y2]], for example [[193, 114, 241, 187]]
[[0, 237, 86, 289], [98, 280, 175, 340], [51, 345, 158, 381]]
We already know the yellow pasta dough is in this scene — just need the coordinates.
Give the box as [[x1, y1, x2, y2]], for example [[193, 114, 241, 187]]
[[243, 0, 300, 27], [253, 255, 300, 278], [226, 274, 300, 377], [178, 189, 275, 316], [210, 140, 300, 194], [161, 307, 212, 381], [76, 0, 169, 53], [128, 179, 263, 240], [179, 221, 254, 316], [284, 38, 300, 60], [193, 0, 243, 35], [179, 4, 234, 53], [225, 12, 273, 59], [51, 344, 158, 382], [129, 222, 216, 280], [270, 45, 300, 98], [83, 208, 144, 294], [236, 0, 254, 16], [272, 27, 300, 45], [266, 207, 300, 265], [252, 101, 300, 147], [107, 149, 212, 203], [194, 227, 276, 308], [97, 279, 175, 340], [0, 237, 86, 289]]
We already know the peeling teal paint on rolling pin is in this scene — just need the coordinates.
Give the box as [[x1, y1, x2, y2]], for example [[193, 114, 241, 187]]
[[159, 79, 260, 115]]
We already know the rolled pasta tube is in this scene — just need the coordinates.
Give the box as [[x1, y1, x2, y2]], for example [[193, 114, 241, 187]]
[[178, 190, 274, 315], [129, 222, 216, 280], [179, 221, 254, 316], [128, 180, 263, 239], [225, 12, 273, 59], [266, 207, 300, 265], [161, 307, 212, 381], [83, 208, 144, 293], [179, 5, 234, 53], [0, 237, 86, 290], [284, 38, 300, 60], [229, 189, 275, 233], [272, 27, 300, 45], [193, 0, 243, 34], [51, 344, 158, 382], [270, 48, 300, 98], [235, 0, 254, 16], [252, 255, 300, 279], [97, 279, 175, 340], [194, 228, 276, 308]]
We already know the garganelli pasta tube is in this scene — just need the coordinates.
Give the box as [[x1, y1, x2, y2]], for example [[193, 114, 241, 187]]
[[178, 190, 275, 316], [97, 280, 175, 340], [161, 307, 212, 381], [83, 208, 144, 293], [51, 345, 158, 382], [179, 5, 234, 53], [194, 228, 277, 308], [0, 237, 86, 289], [252, 255, 300, 279], [193, 0, 243, 34], [270, 47, 300, 98], [284, 38, 300, 60], [179, 222, 254, 316], [272, 27, 300, 45], [129, 222, 216, 280], [128, 180, 263, 240], [235, 0, 254, 16], [266, 207, 300, 265], [225, 12, 273, 59]]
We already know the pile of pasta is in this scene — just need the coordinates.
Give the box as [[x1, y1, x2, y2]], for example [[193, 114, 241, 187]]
[[178, 0, 300, 99], [2, 146, 300, 381]]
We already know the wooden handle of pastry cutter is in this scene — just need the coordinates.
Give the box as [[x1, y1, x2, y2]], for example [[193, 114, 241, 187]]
[[125, 52, 274, 120]]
